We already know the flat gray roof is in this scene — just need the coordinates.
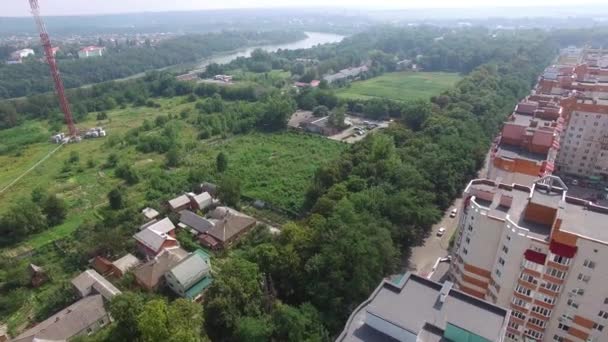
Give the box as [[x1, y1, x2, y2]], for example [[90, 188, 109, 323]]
[[337, 273, 509, 342], [495, 144, 546, 163], [469, 182, 551, 240], [560, 199, 608, 242]]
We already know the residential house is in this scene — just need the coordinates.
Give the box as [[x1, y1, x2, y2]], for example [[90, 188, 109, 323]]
[[198, 207, 257, 250], [71, 270, 122, 301], [92, 254, 140, 278], [10, 295, 110, 342], [142, 207, 160, 221], [78, 46, 104, 58], [300, 116, 341, 136], [337, 272, 510, 342], [110, 254, 141, 278], [179, 210, 215, 235], [7, 48, 34, 64], [165, 249, 213, 301], [133, 217, 177, 258], [323, 65, 369, 84], [168, 194, 191, 212], [187, 192, 213, 211], [133, 247, 188, 291], [91, 256, 113, 276]]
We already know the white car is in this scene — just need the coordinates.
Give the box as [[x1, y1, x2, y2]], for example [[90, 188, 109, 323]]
[[437, 227, 446, 237], [450, 208, 458, 218]]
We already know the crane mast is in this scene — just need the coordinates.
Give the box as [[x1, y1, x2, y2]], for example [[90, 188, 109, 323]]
[[29, 0, 76, 137]]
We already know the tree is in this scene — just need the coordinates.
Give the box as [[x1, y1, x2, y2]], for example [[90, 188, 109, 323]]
[[312, 105, 329, 117], [204, 257, 263, 341], [110, 292, 145, 341], [43, 194, 67, 226], [137, 299, 171, 342], [106, 153, 119, 168], [235, 316, 273, 342], [328, 105, 346, 129], [108, 187, 125, 210], [0, 198, 47, 245], [216, 152, 228, 173], [68, 151, 80, 163], [272, 303, 328, 341], [165, 148, 181, 168], [218, 175, 241, 208], [115, 164, 140, 185], [259, 96, 294, 131], [31, 187, 48, 205]]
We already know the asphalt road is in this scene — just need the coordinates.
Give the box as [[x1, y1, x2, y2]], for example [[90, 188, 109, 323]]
[[406, 149, 491, 279], [407, 198, 462, 277]]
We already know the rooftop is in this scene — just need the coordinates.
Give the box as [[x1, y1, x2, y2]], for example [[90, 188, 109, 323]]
[[168, 194, 191, 210], [495, 144, 546, 163], [466, 181, 552, 240], [337, 273, 509, 342], [12, 295, 107, 342], [205, 207, 256, 243], [111, 254, 141, 275], [179, 210, 215, 234], [71, 270, 121, 300], [134, 247, 188, 289], [560, 197, 608, 242]]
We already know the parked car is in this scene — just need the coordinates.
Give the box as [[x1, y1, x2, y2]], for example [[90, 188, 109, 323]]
[[450, 208, 458, 218], [437, 227, 446, 237]]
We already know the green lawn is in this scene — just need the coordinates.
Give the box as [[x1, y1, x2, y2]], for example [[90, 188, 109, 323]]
[[336, 71, 462, 102]]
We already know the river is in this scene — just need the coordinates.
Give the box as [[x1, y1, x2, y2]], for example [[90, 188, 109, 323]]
[[192, 31, 345, 71]]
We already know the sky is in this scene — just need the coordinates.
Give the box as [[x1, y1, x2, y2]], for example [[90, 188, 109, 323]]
[[5, 0, 608, 17]]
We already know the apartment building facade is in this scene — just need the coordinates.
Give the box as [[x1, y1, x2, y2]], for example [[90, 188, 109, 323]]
[[449, 176, 608, 342]]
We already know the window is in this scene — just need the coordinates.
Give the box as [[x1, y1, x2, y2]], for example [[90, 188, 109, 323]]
[[468, 224, 473, 232], [515, 284, 532, 297], [502, 245, 509, 254], [531, 305, 552, 317], [546, 268, 566, 279], [495, 269, 502, 277], [512, 297, 530, 309], [599, 311, 608, 319], [529, 317, 546, 328], [465, 237, 470, 244], [552, 254, 571, 265], [571, 288, 584, 296], [577, 273, 591, 283], [506, 332, 518, 341], [509, 321, 520, 330], [463, 248, 468, 255], [593, 323, 605, 332], [512, 310, 526, 320], [567, 299, 579, 308], [584, 259, 596, 269], [604, 297, 608, 305], [525, 329, 543, 340], [553, 335, 564, 342], [499, 257, 505, 266], [535, 292, 556, 305], [558, 323, 570, 332], [540, 281, 561, 292], [520, 273, 537, 285], [87, 327, 93, 335]]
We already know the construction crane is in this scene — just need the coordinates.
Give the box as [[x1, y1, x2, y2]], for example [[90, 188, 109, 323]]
[[29, 0, 77, 137]]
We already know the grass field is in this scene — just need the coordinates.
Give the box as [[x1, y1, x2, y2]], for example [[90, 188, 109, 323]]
[[336, 71, 462, 102], [188, 132, 345, 212], [0, 97, 344, 254]]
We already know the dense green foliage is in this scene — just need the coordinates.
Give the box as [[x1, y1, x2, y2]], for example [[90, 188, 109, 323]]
[[0, 30, 305, 100]]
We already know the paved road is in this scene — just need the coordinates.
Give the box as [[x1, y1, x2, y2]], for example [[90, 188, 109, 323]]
[[407, 199, 462, 277], [407, 149, 491, 279]]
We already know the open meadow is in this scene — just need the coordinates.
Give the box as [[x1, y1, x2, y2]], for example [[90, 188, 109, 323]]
[[336, 71, 462, 102]]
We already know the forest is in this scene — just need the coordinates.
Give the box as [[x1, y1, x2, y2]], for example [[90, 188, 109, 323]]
[[0, 24, 601, 341], [0, 30, 305, 99]]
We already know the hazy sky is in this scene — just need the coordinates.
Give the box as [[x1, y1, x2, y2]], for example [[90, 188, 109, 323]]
[[5, 0, 608, 16]]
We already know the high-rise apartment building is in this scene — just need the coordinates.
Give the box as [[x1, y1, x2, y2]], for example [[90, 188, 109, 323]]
[[449, 176, 608, 342]]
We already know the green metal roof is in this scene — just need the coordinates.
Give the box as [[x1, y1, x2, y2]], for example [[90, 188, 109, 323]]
[[185, 276, 213, 299]]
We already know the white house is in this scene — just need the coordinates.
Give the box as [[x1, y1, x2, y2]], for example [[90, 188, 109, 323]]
[[78, 46, 105, 58]]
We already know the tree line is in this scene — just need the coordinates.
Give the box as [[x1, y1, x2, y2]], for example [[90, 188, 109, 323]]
[[0, 30, 305, 100]]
